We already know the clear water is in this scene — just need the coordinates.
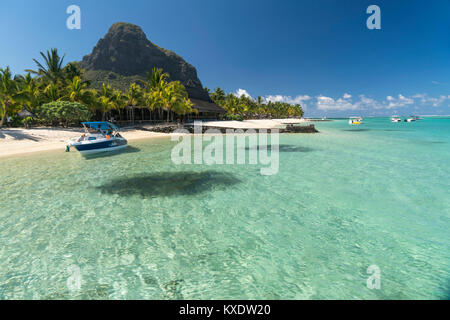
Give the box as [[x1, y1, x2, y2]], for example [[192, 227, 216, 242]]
[[0, 118, 449, 299]]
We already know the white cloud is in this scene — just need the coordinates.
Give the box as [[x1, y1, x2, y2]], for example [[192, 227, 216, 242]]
[[316, 95, 359, 111], [431, 80, 449, 85], [264, 95, 311, 104], [264, 95, 286, 103], [385, 94, 414, 109], [412, 94, 426, 98], [410, 93, 449, 107], [234, 89, 253, 99], [343, 93, 352, 99], [230, 89, 450, 114], [264, 95, 311, 109], [310, 93, 447, 111]]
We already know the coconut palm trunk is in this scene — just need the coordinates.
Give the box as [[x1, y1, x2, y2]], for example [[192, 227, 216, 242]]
[[0, 112, 7, 128]]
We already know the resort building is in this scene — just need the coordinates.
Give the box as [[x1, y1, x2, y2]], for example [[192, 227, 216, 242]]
[[189, 98, 226, 120]]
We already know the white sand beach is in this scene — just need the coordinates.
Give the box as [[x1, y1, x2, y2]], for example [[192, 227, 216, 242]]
[[0, 127, 169, 158], [0, 119, 307, 158]]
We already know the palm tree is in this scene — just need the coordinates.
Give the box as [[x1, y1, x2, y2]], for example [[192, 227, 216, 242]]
[[140, 68, 170, 121], [144, 68, 169, 90], [143, 88, 164, 120], [96, 96, 115, 121], [111, 89, 127, 121], [93, 83, 116, 120], [43, 83, 63, 102], [63, 62, 83, 82], [26, 48, 66, 84], [211, 87, 226, 105], [126, 83, 143, 123], [161, 81, 195, 122], [15, 73, 42, 112], [64, 76, 91, 103], [257, 96, 264, 106], [0, 67, 22, 127], [223, 93, 239, 115]]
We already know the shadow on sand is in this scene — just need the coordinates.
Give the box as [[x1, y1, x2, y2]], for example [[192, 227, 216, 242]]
[[96, 170, 241, 197], [82, 146, 141, 160], [245, 144, 315, 153], [0, 129, 42, 141]]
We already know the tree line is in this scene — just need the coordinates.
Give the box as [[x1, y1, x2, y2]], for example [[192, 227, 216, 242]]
[[0, 48, 196, 127], [209, 87, 304, 120], [0, 48, 304, 128]]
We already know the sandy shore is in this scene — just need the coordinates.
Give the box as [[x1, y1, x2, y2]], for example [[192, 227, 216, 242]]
[[0, 127, 169, 158], [0, 119, 307, 158]]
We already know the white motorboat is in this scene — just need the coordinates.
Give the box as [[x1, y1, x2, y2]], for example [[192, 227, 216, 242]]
[[349, 117, 363, 125], [66, 122, 128, 155]]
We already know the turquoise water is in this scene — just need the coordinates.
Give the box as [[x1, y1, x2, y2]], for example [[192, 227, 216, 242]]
[[0, 117, 449, 299]]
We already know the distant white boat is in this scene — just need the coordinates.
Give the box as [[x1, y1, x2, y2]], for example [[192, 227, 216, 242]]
[[391, 116, 402, 123], [349, 117, 363, 125], [405, 116, 417, 122]]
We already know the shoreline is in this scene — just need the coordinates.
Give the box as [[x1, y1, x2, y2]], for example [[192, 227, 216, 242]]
[[0, 119, 311, 159], [0, 128, 171, 159]]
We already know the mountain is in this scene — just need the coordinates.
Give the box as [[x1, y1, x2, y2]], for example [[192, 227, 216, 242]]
[[79, 22, 211, 101]]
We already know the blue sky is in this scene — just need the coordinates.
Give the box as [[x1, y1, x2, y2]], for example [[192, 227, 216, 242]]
[[0, 0, 449, 116]]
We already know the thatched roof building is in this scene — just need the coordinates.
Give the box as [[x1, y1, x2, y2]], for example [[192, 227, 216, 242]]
[[17, 108, 35, 118], [190, 99, 226, 116]]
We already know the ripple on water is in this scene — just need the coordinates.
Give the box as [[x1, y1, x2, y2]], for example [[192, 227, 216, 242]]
[[0, 119, 449, 299]]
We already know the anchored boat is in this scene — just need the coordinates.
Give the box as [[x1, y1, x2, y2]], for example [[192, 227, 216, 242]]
[[66, 122, 127, 155], [391, 116, 402, 122], [349, 117, 363, 125]]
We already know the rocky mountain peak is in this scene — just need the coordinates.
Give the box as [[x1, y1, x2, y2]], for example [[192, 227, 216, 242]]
[[80, 22, 211, 101]]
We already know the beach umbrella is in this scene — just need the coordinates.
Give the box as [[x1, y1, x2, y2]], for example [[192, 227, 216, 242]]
[[17, 108, 35, 128], [17, 108, 35, 118]]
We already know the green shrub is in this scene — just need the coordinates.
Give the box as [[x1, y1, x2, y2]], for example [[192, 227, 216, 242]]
[[224, 113, 244, 121], [35, 101, 92, 126]]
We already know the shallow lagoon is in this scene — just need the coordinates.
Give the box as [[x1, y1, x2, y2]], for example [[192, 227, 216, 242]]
[[0, 118, 449, 299]]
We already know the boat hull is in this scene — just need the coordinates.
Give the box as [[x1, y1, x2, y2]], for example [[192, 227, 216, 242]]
[[73, 138, 128, 155]]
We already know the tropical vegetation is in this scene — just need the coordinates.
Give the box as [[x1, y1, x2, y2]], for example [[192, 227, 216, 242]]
[[210, 87, 304, 120], [0, 49, 196, 127], [0, 48, 303, 128], [34, 101, 92, 127]]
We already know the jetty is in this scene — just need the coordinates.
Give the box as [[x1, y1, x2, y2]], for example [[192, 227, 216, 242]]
[[135, 122, 319, 134]]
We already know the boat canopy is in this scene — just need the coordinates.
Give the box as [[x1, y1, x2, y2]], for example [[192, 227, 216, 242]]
[[82, 122, 120, 131]]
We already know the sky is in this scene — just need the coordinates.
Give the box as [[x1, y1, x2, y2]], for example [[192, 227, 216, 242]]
[[0, 0, 449, 117]]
